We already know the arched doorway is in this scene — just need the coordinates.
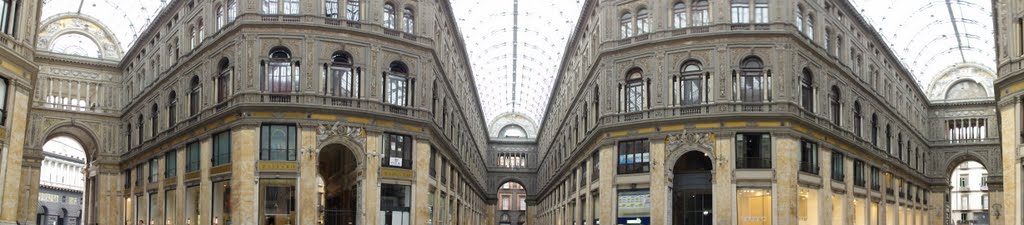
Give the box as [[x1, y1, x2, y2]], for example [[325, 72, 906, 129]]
[[671, 151, 713, 225], [37, 136, 87, 225], [497, 181, 527, 225], [318, 144, 359, 225], [948, 160, 990, 225]]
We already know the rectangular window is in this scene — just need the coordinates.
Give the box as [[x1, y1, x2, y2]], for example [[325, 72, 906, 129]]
[[325, 64, 355, 97], [740, 71, 764, 102], [346, 0, 360, 21], [960, 175, 968, 188], [731, 0, 750, 23], [0, 77, 6, 126], [217, 68, 232, 102], [616, 190, 651, 224], [186, 142, 201, 172], [212, 180, 231, 225], [380, 184, 411, 225], [0, 0, 10, 35], [185, 186, 200, 225], [136, 165, 144, 186], [260, 179, 296, 225], [282, 0, 299, 14], [625, 80, 645, 112], [679, 74, 703, 105], [831, 152, 845, 182], [260, 124, 297, 161], [754, 0, 768, 23], [692, 3, 709, 26], [266, 60, 297, 93], [591, 151, 600, 181], [428, 190, 435, 225], [325, 0, 339, 18], [800, 139, 818, 174], [382, 133, 413, 169], [519, 194, 526, 211], [736, 133, 771, 169], [386, 75, 409, 106], [737, 189, 772, 225], [501, 195, 510, 210], [871, 166, 881, 190], [212, 131, 232, 166], [617, 139, 650, 174], [429, 147, 437, 177], [149, 158, 159, 182]]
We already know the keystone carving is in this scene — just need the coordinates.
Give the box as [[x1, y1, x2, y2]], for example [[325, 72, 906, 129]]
[[316, 121, 365, 145], [667, 130, 714, 150]]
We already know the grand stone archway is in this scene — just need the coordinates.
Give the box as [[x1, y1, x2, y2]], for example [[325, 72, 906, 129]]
[[317, 143, 362, 225]]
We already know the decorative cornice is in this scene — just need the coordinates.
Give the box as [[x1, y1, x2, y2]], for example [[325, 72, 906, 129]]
[[316, 121, 366, 146], [666, 130, 714, 150]]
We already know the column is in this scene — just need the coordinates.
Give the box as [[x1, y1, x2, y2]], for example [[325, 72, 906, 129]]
[[599, 144, 616, 225], [413, 138, 431, 225], [231, 126, 257, 225], [650, 138, 667, 225], [362, 133, 382, 225], [774, 134, 800, 225], [297, 126, 319, 225], [713, 132, 734, 225]]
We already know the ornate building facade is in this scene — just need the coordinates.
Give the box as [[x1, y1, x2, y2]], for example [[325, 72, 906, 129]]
[[0, 0, 1021, 225]]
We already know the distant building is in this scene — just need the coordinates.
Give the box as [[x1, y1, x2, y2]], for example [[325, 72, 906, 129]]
[[950, 161, 989, 225], [37, 137, 86, 225]]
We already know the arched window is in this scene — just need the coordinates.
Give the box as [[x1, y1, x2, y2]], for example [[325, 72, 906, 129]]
[[672, 2, 687, 28], [324, 51, 357, 97], [806, 13, 815, 40], [383, 3, 396, 29], [189, 25, 197, 50], [677, 60, 705, 105], [620, 12, 632, 38], [738, 57, 766, 102], [216, 4, 225, 28], [346, 0, 361, 21], [871, 113, 878, 145], [636, 8, 649, 34], [325, 0, 340, 18], [228, 0, 238, 22], [403, 8, 415, 33], [263, 47, 299, 93], [692, 0, 709, 26], [830, 86, 841, 125], [731, 0, 750, 23], [217, 58, 233, 102], [0, 77, 7, 126], [197, 19, 205, 44], [168, 91, 177, 127], [385, 61, 410, 106], [151, 104, 159, 135], [800, 68, 814, 111], [885, 124, 892, 152], [795, 5, 804, 31], [623, 68, 645, 112], [754, 0, 768, 23], [499, 125, 527, 138], [189, 76, 202, 116], [853, 101, 862, 136]]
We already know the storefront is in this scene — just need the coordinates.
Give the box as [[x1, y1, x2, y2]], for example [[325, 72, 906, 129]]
[[616, 190, 650, 225], [737, 188, 772, 225]]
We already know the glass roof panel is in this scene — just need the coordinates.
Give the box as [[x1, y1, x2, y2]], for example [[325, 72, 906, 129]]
[[42, 0, 168, 52], [849, 0, 994, 88]]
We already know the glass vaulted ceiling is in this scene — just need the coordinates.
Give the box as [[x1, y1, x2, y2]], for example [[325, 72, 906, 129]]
[[453, 0, 582, 127], [42, 0, 168, 55], [849, 0, 994, 88]]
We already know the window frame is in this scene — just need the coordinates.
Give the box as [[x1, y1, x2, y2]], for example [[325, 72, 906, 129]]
[[212, 130, 232, 166], [383, 3, 397, 29], [736, 133, 771, 169], [799, 139, 818, 174], [165, 150, 177, 178], [186, 141, 201, 173], [0, 77, 7, 126], [260, 124, 298, 161], [382, 132, 414, 169], [616, 139, 650, 174]]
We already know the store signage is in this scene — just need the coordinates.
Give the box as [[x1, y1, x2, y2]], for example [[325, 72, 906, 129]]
[[615, 217, 650, 225], [389, 157, 404, 167], [381, 167, 415, 178]]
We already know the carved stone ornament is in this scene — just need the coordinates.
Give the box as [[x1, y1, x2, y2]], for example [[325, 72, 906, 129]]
[[667, 130, 714, 150], [317, 121, 365, 145]]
